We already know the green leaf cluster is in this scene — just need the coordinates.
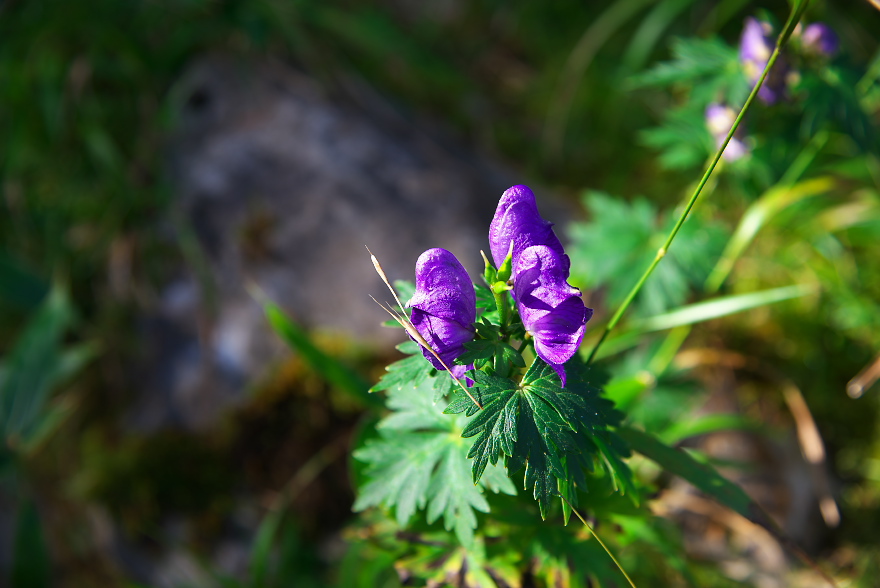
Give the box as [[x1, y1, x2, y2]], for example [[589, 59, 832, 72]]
[[568, 191, 728, 316], [630, 37, 749, 171], [630, 37, 747, 103], [446, 357, 632, 519], [354, 344, 515, 546]]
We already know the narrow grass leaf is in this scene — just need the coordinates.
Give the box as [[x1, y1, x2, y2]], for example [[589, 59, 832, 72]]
[[630, 284, 815, 332]]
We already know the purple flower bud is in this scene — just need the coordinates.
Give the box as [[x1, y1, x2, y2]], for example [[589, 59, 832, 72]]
[[488, 185, 568, 274], [407, 248, 476, 379], [739, 17, 786, 105], [705, 104, 747, 161], [802, 23, 839, 57], [513, 245, 591, 386]]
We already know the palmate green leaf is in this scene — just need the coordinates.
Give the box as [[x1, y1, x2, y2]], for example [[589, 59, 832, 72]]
[[453, 372, 518, 483], [449, 358, 631, 518], [629, 36, 749, 107], [370, 342, 430, 394], [800, 65, 878, 155], [629, 37, 739, 89], [568, 192, 728, 317], [640, 106, 713, 170], [354, 349, 515, 546], [354, 430, 452, 528]]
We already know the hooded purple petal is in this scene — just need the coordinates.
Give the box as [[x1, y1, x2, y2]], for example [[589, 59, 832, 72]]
[[739, 17, 787, 105], [513, 245, 591, 386], [407, 248, 476, 376], [489, 185, 568, 274]]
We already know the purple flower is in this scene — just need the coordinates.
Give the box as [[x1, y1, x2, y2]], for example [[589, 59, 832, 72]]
[[407, 248, 476, 380], [739, 17, 787, 104], [801, 23, 839, 57], [489, 185, 591, 385], [705, 104, 747, 161], [513, 245, 591, 386], [489, 185, 568, 273]]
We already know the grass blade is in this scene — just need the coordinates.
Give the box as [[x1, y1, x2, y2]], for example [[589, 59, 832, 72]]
[[630, 284, 815, 332], [259, 296, 381, 409]]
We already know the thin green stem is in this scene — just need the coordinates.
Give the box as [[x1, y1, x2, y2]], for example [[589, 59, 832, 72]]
[[493, 286, 512, 339], [585, 6, 808, 366], [558, 494, 637, 588]]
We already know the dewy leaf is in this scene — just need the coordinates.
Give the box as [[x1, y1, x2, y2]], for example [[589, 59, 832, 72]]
[[457, 356, 631, 518], [354, 355, 515, 546]]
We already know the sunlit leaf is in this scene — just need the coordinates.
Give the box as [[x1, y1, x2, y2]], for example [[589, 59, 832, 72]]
[[449, 358, 631, 519], [629, 284, 815, 332], [354, 349, 515, 546]]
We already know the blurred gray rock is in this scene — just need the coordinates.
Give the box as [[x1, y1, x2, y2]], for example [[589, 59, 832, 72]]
[[133, 54, 519, 430]]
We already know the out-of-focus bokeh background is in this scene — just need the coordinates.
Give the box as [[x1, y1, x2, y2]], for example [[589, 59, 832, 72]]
[[1, 0, 880, 586]]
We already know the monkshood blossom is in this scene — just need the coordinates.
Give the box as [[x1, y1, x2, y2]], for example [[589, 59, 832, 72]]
[[489, 185, 591, 385], [705, 104, 747, 162], [407, 248, 476, 380], [488, 184, 568, 274], [739, 17, 787, 104], [801, 23, 839, 58], [513, 245, 591, 385]]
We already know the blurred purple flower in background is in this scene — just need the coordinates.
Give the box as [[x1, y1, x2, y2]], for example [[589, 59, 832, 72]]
[[489, 185, 591, 384], [705, 104, 747, 161], [407, 248, 476, 379], [513, 245, 590, 385], [801, 22, 839, 57], [739, 17, 787, 104]]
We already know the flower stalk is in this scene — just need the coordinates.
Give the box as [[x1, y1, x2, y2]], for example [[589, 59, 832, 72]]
[[585, 1, 811, 365]]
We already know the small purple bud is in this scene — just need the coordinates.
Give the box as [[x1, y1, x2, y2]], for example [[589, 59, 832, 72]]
[[407, 248, 476, 380], [705, 104, 747, 162], [513, 245, 591, 386], [739, 17, 787, 105], [489, 185, 568, 275], [802, 23, 839, 57]]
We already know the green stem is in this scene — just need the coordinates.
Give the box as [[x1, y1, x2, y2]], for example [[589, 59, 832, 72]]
[[585, 5, 809, 366], [558, 494, 637, 588], [493, 286, 512, 338]]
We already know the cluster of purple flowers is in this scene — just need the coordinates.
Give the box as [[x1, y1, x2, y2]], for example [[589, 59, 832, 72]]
[[704, 18, 839, 162], [406, 185, 591, 386], [738, 17, 839, 106]]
